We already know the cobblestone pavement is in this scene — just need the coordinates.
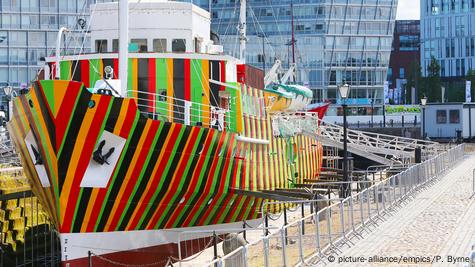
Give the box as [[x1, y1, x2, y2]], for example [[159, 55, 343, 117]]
[[328, 153, 475, 267]]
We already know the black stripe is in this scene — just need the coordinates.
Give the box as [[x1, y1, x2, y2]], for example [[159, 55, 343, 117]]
[[116, 120, 169, 231], [58, 88, 91, 193], [173, 59, 185, 123], [33, 82, 57, 152], [138, 124, 190, 229], [104, 98, 123, 133], [72, 60, 81, 82], [137, 58, 149, 114], [157, 127, 207, 229], [72, 187, 92, 232], [193, 131, 231, 223], [95, 115, 147, 231], [209, 61, 220, 107]]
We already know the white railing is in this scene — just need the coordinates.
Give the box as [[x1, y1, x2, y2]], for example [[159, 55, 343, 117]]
[[198, 143, 465, 267], [127, 90, 232, 131], [272, 112, 440, 164]]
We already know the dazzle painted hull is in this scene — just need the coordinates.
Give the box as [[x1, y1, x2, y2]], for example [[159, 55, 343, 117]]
[[61, 219, 261, 266], [9, 59, 323, 264]]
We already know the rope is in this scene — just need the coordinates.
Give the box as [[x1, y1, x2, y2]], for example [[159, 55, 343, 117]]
[[168, 238, 215, 262], [267, 212, 283, 221], [91, 252, 170, 267]]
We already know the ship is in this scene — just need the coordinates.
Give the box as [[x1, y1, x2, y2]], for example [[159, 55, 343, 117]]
[[6, 0, 326, 266]]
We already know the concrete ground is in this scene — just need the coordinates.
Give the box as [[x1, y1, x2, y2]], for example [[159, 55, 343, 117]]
[[327, 151, 475, 267]]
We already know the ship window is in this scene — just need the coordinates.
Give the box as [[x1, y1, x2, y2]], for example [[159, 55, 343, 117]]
[[153, 39, 167, 52], [112, 39, 118, 52], [158, 90, 167, 101], [131, 38, 147, 52], [172, 39, 186, 52], [95, 39, 107, 53]]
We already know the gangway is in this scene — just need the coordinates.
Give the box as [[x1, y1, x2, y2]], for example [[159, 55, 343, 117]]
[[272, 112, 439, 165]]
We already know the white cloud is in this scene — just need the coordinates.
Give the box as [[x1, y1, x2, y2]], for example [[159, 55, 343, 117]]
[[396, 0, 420, 20]]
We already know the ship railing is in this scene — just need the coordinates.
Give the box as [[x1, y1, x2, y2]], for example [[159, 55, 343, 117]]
[[127, 90, 232, 131], [198, 143, 465, 267]]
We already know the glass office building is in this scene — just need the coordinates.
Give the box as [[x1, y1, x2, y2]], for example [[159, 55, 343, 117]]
[[192, 0, 397, 114], [0, 0, 116, 90], [420, 0, 475, 78]]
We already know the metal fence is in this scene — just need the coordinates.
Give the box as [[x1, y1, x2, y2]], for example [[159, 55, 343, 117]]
[[201, 143, 465, 267]]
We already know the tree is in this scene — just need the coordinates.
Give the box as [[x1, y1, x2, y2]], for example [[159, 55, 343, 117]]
[[425, 56, 442, 102], [405, 60, 424, 104]]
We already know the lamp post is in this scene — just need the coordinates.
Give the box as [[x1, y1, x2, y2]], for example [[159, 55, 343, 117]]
[[257, 33, 266, 74], [338, 83, 350, 198], [421, 96, 427, 139], [2, 86, 12, 123]]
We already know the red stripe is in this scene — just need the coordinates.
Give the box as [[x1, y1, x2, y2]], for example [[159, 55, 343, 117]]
[[61, 96, 112, 232], [107, 121, 160, 231], [158, 128, 202, 228], [119, 101, 138, 138], [113, 59, 119, 79], [148, 58, 156, 113], [127, 124, 185, 230], [219, 61, 226, 91], [85, 101, 138, 232], [162, 129, 215, 228], [149, 128, 200, 229], [181, 131, 226, 227], [143, 124, 184, 229], [55, 82, 83, 151], [184, 59, 190, 101], [80, 60, 90, 88], [195, 134, 234, 225]]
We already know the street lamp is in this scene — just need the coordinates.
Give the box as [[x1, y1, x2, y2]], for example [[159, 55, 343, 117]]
[[338, 83, 350, 198], [2, 86, 13, 123], [421, 96, 427, 139]]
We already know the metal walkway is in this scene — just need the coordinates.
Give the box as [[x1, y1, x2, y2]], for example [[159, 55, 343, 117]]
[[272, 112, 440, 165]]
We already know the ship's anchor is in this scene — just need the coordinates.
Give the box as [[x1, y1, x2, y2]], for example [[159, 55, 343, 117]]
[[93, 140, 115, 165], [30, 144, 43, 165]]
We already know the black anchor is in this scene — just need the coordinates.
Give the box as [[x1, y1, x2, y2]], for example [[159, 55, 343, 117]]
[[92, 140, 115, 165]]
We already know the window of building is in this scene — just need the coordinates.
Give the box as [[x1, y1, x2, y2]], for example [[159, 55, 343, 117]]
[[449, 110, 460, 123], [172, 39, 186, 52], [153, 39, 167, 52], [0, 67, 7, 82], [0, 48, 7, 64], [9, 32, 27, 46], [387, 67, 393, 80], [112, 39, 118, 53], [436, 110, 447, 123], [131, 39, 147, 52], [399, 68, 405, 78], [95, 40, 108, 53], [399, 35, 419, 51]]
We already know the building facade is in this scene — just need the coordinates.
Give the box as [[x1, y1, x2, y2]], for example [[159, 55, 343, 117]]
[[420, 0, 475, 78], [0, 0, 116, 90], [387, 20, 420, 104], [192, 0, 397, 115]]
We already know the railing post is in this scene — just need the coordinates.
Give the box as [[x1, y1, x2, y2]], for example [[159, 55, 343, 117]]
[[298, 221, 304, 264], [184, 100, 191, 126], [301, 203, 305, 235], [280, 228, 288, 267], [213, 231, 218, 267], [284, 206, 288, 245], [263, 236, 269, 267], [88, 250, 92, 267]]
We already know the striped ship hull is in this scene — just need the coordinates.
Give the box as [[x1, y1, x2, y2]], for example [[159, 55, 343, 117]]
[[8, 77, 323, 265]]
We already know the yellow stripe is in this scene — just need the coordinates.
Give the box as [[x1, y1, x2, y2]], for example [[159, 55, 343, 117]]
[[104, 120, 153, 232], [59, 94, 102, 225]]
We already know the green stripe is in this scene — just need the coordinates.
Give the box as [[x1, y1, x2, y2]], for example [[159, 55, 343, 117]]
[[155, 129, 204, 228], [94, 111, 140, 231], [89, 59, 102, 88], [136, 125, 186, 229], [60, 61, 71, 80], [155, 58, 168, 118], [115, 122, 164, 230]]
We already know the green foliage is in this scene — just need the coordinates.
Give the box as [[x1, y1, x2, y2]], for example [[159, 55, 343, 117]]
[[424, 56, 442, 102]]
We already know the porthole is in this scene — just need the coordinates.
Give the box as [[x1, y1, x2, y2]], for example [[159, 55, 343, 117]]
[[29, 99, 33, 108], [88, 100, 96, 109]]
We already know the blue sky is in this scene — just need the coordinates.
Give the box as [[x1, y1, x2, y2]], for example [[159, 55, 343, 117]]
[[397, 0, 420, 20]]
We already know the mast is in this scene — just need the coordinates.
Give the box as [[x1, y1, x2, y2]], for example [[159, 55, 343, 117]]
[[239, 0, 247, 62], [290, 0, 295, 64], [119, 0, 129, 96], [55, 27, 69, 79]]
